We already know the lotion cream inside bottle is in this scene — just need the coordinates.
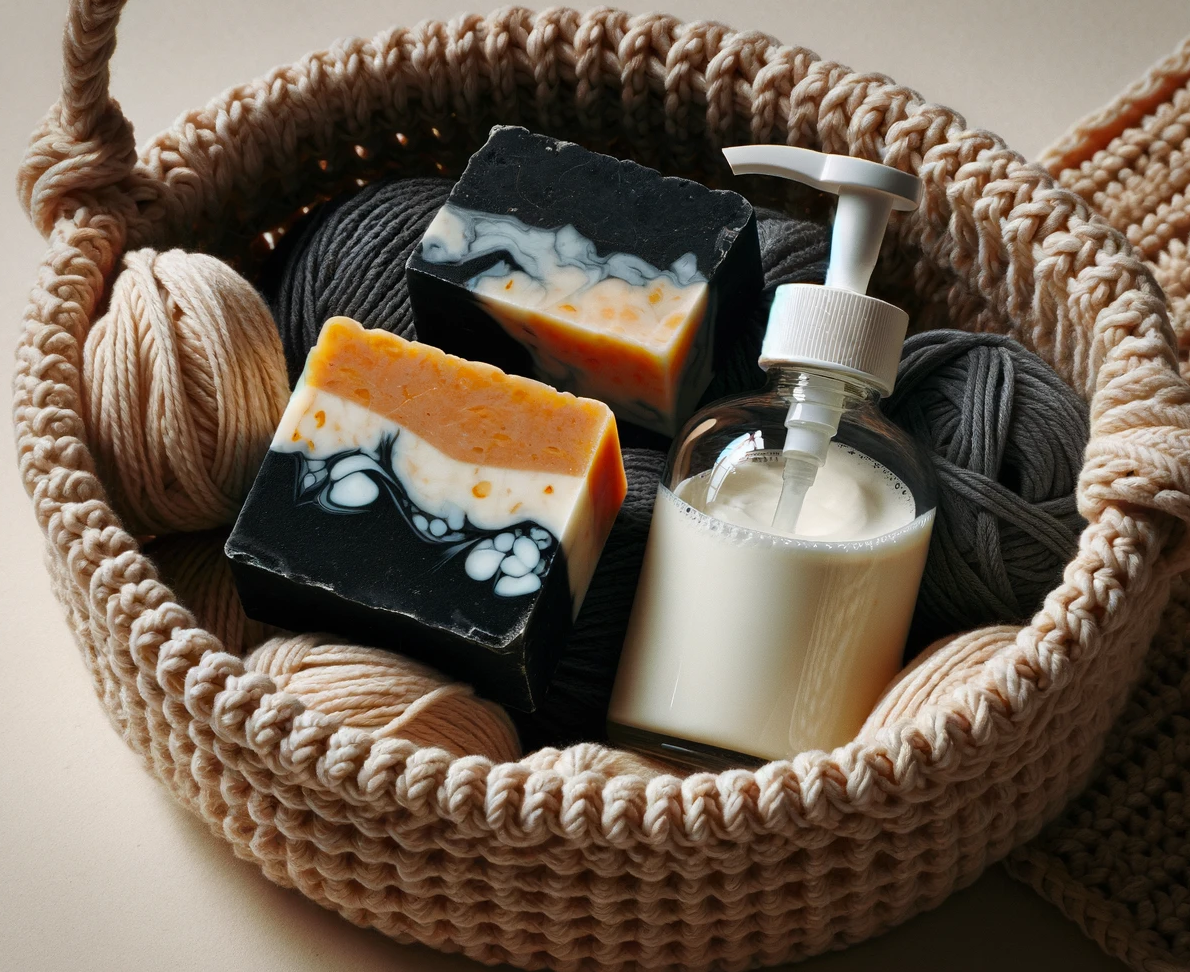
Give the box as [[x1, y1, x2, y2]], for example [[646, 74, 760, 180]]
[[607, 146, 937, 771]]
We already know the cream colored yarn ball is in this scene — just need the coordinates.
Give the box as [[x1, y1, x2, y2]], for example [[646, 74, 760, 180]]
[[82, 248, 290, 535], [861, 625, 1021, 731], [144, 529, 277, 657], [246, 634, 523, 762]]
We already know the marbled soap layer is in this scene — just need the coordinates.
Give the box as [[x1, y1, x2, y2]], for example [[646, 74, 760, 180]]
[[407, 126, 763, 436], [420, 203, 712, 432]]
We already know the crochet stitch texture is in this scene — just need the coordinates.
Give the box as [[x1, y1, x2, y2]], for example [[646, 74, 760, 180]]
[[14, 3, 1190, 968], [1007, 34, 1190, 972]]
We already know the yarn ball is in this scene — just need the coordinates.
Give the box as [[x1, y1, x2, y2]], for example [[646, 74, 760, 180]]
[[82, 248, 290, 535], [266, 176, 454, 384], [516, 208, 831, 747], [144, 529, 277, 657], [885, 329, 1090, 647], [861, 626, 1020, 734], [245, 634, 522, 762], [521, 741, 670, 780]]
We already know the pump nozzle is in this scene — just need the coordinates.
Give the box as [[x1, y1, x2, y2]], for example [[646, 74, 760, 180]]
[[722, 145, 922, 535], [723, 145, 919, 297]]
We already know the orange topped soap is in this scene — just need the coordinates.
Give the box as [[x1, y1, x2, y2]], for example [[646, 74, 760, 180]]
[[227, 316, 627, 711]]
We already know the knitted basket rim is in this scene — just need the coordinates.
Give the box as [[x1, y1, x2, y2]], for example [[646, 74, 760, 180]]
[[1039, 34, 1190, 175], [14, 2, 1190, 967]]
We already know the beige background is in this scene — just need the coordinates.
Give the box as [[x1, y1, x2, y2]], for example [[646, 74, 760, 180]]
[[3, 1, 1188, 969]]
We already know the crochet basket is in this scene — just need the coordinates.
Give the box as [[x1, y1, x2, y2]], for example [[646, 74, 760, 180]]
[[15, 2, 1190, 968]]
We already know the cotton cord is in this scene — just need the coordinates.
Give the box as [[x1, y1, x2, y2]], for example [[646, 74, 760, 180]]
[[81, 248, 291, 535], [1014, 54, 1190, 970], [266, 177, 454, 384], [885, 329, 1090, 645], [144, 529, 276, 657], [245, 634, 522, 762]]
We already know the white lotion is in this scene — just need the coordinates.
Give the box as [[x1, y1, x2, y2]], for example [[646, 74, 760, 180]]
[[609, 446, 933, 762], [698, 443, 916, 541]]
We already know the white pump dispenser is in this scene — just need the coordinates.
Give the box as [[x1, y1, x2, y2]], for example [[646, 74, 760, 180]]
[[721, 146, 921, 532], [608, 148, 936, 769]]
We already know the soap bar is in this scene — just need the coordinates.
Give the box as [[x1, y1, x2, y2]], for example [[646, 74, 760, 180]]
[[406, 126, 762, 436], [226, 316, 627, 711]]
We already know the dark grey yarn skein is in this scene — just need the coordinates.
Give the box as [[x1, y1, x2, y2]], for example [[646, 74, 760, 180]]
[[703, 207, 832, 402], [267, 177, 454, 384], [885, 330, 1089, 647]]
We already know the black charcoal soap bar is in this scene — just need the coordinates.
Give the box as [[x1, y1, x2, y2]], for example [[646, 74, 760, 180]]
[[406, 126, 763, 436], [226, 316, 627, 712]]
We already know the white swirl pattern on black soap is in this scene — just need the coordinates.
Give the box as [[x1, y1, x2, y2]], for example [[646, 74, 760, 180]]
[[420, 202, 706, 294], [463, 527, 551, 596], [294, 434, 556, 598]]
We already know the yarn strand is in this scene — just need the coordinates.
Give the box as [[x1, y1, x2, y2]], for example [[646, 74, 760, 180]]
[[245, 634, 521, 762], [264, 177, 454, 384]]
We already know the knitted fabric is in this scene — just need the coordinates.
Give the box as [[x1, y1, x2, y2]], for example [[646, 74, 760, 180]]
[[14, 4, 1190, 970], [1002, 35, 1190, 972], [1010, 579, 1190, 972], [1039, 36, 1190, 367]]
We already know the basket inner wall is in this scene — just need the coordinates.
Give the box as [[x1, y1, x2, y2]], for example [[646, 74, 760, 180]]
[[89, 7, 1179, 824]]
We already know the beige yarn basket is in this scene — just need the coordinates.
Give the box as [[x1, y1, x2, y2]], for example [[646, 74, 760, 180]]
[[15, 2, 1190, 968]]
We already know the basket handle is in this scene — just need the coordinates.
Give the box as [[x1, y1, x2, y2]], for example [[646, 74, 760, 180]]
[[18, 0, 136, 237]]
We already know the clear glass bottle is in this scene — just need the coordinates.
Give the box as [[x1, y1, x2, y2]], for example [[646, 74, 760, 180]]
[[607, 365, 936, 770], [607, 145, 937, 770]]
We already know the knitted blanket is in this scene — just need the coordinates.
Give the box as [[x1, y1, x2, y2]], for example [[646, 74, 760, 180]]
[[1006, 36, 1190, 972]]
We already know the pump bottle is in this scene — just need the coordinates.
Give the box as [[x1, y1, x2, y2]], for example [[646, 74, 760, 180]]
[[607, 146, 938, 770]]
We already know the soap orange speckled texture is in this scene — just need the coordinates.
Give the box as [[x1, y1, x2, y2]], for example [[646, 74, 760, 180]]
[[306, 315, 620, 470], [227, 316, 627, 711], [407, 126, 762, 436]]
